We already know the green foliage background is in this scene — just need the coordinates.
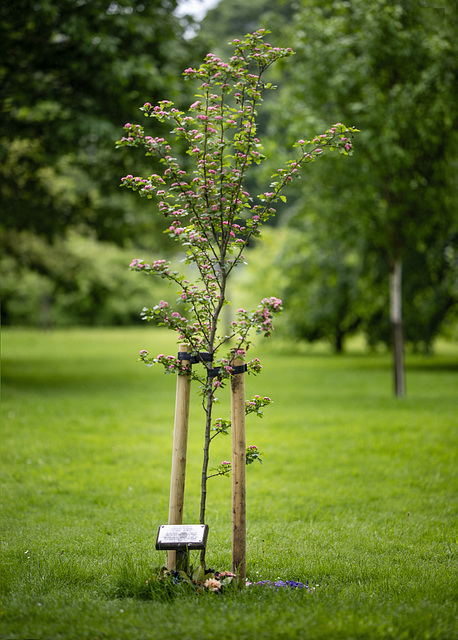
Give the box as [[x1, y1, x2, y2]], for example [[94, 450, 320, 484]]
[[1, 0, 457, 352]]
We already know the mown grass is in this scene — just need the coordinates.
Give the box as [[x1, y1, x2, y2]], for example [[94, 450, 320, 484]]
[[1, 327, 457, 639]]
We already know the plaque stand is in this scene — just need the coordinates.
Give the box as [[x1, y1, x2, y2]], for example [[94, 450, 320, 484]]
[[161, 349, 247, 579], [156, 524, 209, 551], [156, 524, 209, 573]]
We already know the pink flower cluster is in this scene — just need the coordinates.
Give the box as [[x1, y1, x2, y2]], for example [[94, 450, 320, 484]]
[[247, 358, 263, 374], [245, 394, 272, 416], [148, 353, 190, 375], [233, 297, 283, 338], [129, 258, 170, 277]]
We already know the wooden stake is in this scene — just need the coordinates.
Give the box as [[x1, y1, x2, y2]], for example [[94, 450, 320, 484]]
[[231, 357, 246, 581], [167, 345, 192, 570]]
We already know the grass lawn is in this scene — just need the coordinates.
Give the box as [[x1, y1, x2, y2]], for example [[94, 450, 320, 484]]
[[1, 327, 457, 639]]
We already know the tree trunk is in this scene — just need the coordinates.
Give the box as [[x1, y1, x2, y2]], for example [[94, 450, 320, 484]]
[[334, 330, 344, 354], [199, 384, 214, 566], [390, 259, 405, 398]]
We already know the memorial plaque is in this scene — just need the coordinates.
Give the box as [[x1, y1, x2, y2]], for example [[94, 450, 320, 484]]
[[155, 524, 209, 550]]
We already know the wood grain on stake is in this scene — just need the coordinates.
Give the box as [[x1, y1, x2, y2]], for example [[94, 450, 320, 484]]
[[167, 345, 191, 570], [231, 357, 246, 580]]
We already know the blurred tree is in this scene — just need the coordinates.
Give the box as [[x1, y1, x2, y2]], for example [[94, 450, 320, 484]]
[[198, 0, 295, 55], [279, 215, 365, 353], [0, 0, 211, 325], [271, 0, 458, 393], [0, 0, 202, 245], [0, 228, 173, 326]]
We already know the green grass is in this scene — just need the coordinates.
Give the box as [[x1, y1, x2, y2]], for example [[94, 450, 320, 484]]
[[1, 327, 457, 639]]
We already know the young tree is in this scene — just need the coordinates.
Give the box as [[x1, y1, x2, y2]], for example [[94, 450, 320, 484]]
[[117, 30, 357, 563]]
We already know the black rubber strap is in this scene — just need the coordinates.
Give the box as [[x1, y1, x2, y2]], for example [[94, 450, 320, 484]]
[[197, 352, 213, 362], [177, 351, 213, 364], [207, 364, 247, 378], [232, 364, 248, 375], [177, 351, 193, 363], [177, 352, 246, 376]]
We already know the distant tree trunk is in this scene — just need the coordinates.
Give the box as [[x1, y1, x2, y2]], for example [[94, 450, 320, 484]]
[[390, 259, 405, 397], [334, 330, 344, 354]]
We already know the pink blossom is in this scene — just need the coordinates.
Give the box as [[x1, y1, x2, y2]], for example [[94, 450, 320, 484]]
[[204, 578, 222, 592]]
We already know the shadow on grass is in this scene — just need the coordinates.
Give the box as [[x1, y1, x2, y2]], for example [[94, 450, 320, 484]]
[[1, 359, 152, 394]]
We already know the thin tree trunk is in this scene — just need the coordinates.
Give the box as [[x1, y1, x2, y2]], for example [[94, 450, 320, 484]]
[[334, 330, 344, 354], [198, 263, 227, 565], [390, 259, 405, 398], [199, 384, 214, 565]]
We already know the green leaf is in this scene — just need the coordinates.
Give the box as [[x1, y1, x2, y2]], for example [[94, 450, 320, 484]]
[[192, 564, 206, 582], [177, 570, 192, 583]]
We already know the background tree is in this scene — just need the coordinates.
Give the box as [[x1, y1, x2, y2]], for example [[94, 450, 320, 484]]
[[198, 0, 295, 55], [268, 0, 458, 393], [278, 215, 365, 353], [0, 0, 207, 325], [0, 0, 203, 242]]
